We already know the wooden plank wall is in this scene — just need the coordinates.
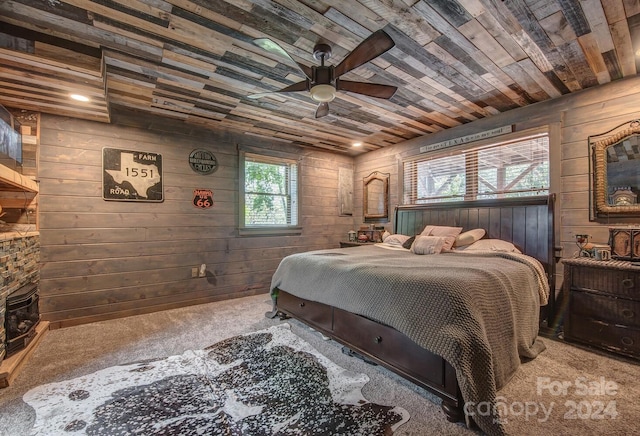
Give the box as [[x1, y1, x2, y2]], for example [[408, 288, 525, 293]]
[[37, 110, 354, 328], [355, 75, 640, 292]]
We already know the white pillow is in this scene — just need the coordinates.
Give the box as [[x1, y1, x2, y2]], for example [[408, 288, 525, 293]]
[[457, 239, 522, 253], [453, 228, 486, 247], [381, 230, 391, 241], [411, 235, 445, 255], [420, 225, 463, 251], [384, 234, 411, 246]]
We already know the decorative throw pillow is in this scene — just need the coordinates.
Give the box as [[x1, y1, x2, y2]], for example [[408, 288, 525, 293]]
[[419, 225, 434, 236], [419, 225, 463, 251], [453, 228, 486, 247], [457, 239, 522, 253], [402, 235, 416, 249], [411, 235, 445, 255], [384, 234, 411, 246]]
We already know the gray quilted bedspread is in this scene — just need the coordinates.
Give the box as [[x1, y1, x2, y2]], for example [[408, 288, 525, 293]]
[[270, 245, 550, 436]]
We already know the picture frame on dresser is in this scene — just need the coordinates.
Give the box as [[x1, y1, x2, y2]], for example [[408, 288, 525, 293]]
[[609, 228, 640, 261]]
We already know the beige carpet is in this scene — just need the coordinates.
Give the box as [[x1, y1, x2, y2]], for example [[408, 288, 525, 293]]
[[0, 294, 638, 435]]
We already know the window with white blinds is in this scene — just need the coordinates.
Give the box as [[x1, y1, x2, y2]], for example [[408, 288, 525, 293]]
[[402, 132, 549, 204], [240, 151, 299, 231]]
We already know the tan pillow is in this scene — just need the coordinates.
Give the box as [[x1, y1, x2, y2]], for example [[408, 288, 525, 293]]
[[411, 235, 445, 255], [453, 228, 486, 247], [420, 225, 463, 251], [384, 234, 411, 246], [457, 239, 522, 253], [420, 225, 434, 236]]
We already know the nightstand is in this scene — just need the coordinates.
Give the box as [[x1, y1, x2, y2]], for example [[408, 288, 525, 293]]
[[562, 258, 640, 360], [339, 241, 375, 248]]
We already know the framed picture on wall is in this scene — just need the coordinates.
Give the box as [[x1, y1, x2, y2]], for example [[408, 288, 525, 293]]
[[0, 103, 22, 165], [103, 147, 163, 202]]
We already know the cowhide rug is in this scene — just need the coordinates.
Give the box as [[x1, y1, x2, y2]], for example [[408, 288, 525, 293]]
[[23, 323, 409, 435]]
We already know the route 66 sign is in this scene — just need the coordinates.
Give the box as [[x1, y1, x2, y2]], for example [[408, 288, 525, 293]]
[[193, 189, 214, 209]]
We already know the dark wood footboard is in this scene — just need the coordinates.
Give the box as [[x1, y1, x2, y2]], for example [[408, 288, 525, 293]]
[[274, 290, 465, 423]]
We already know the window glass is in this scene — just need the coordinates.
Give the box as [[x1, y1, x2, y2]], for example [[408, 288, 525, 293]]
[[403, 133, 549, 204], [241, 152, 298, 229]]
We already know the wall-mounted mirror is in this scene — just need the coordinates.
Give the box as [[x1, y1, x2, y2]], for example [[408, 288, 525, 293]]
[[589, 120, 640, 220], [363, 171, 389, 221]]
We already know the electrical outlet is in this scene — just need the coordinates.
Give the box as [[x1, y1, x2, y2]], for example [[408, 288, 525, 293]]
[[191, 267, 198, 278], [199, 263, 206, 277]]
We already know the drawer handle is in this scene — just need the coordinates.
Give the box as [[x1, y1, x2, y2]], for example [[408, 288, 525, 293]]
[[622, 279, 634, 288], [621, 336, 634, 347], [373, 336, 383, 344], [299, 302, 305, 308], [622, 308, 635, 319]]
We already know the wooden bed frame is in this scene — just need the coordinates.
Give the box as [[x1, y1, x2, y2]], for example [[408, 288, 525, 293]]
[[271, 195, 556, 423]]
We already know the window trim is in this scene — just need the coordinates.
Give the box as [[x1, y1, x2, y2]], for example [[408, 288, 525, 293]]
[[400, 126, 550, 205], [238, 147, 302, 236]]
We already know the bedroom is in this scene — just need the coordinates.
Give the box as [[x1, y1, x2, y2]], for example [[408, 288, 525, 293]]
[[0, 1, 639, 435]]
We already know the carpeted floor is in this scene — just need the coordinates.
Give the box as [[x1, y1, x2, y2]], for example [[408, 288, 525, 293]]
[[0, 294, 638, 435]]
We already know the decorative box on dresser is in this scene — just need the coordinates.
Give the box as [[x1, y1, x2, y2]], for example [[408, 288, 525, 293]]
[[562, 258, 640, 360]]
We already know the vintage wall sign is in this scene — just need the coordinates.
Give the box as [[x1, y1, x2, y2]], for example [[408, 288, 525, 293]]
[[103, 148, 163, 202], [419, 125, 513, 153], [189, 149, 218, 174], [193, 189, 214, 209]]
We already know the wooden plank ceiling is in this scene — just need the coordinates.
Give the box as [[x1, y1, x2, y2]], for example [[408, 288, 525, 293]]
[[0, 0, 639, 154]]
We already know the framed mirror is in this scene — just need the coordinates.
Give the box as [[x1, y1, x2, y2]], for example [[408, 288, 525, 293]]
[[589, 120, 640, 220], [363, 171, 389, 221]]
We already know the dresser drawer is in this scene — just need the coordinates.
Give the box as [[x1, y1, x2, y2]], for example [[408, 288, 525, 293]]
[[333, 307, 445, 389], [565, 314, 640, 358], [570, 291, 640, 328], [276, 291, 333, 332], [570, 266, 639, 297]]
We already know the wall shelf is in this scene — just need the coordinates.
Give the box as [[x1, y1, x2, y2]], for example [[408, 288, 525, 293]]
[[0, 163, 38, 193]]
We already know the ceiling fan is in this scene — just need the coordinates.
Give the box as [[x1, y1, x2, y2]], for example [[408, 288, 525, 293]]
[[248, 30, 397, 118]]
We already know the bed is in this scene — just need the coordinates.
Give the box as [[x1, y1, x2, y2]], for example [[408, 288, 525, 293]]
[[268, 195, 556, 436]]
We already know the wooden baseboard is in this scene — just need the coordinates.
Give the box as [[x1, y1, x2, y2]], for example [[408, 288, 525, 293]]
[[0, 321, 49, 388]]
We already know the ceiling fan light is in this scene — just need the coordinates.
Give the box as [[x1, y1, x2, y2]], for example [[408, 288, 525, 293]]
[[309, 84, 336, 102], [70, 93, 90, 102]]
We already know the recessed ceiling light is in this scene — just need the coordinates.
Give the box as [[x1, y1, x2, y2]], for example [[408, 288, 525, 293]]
[[353, 142, 362, 147], [70, 94, 90, 102]]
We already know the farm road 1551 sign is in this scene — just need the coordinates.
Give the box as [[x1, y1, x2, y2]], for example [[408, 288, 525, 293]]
[[103, 148, 163, 202]]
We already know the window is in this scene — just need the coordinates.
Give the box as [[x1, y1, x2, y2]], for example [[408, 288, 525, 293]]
[[239, 150, 300, 235], [403, 131, 549, 204]]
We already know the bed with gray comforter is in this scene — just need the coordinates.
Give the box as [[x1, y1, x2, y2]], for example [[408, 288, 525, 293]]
[[270, 244, 550, 436]]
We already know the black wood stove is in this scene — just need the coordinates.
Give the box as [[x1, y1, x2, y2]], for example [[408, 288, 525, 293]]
[[5, 283, 40, 357]]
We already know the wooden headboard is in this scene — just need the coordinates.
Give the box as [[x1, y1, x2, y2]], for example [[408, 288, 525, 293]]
[[394, 194, 556, 335]]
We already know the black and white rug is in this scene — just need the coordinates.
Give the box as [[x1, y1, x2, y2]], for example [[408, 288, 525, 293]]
[[24, 323, 409, 435]]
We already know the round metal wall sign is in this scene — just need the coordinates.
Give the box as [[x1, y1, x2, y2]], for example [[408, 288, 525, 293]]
[[189, 149, 218, 175]]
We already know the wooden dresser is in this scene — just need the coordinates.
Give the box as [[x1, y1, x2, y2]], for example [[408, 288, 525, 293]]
[[339, 241, 375, 248], [562, 258, 640, 360]]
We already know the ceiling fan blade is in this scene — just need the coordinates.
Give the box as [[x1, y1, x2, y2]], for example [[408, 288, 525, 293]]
[[315, 102, 329, 118], [334, 30, 395, 77], [247, 80, 309, 99], [337, 80, 397, 99], [253, 38, 313, 79]]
